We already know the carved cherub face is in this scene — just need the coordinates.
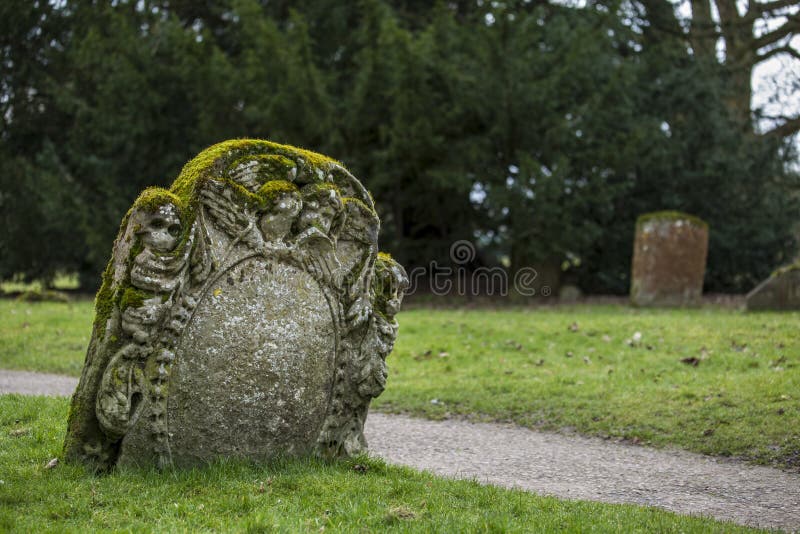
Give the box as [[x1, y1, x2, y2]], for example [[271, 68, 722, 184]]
[[373, 258, 409, 319], [136, 204, 182, 253], [296, 187, 343, 236], [259, 191, 302, 242]]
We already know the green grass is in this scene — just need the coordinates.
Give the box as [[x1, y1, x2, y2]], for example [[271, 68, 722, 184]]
[[377, 307, 799, 469], [0, 395, 761, 533], [0, 299, 93, 376], [1, 300, 798, 468]]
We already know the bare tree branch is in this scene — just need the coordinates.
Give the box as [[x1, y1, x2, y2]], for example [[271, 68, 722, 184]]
[[764, 114, 800, 136], [716, 0, 743, 23], [757, 43, 800, 60], [749, 0, 799, 17], [754, 14, 800, 48]]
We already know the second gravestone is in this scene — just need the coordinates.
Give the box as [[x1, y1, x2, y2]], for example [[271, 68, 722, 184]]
[[746, 263, 800, 310], [63, 139, 408, 470], [630, 211, 708, 307]]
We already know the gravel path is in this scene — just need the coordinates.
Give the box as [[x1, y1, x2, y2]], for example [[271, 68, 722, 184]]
[[2, 369, 799, 531], [1, 369, 79, 396]]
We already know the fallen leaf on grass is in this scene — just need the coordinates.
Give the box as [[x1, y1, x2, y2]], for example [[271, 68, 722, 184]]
[[568, 322, 579, 332], [352, 464, 369, 474], [770, 356, 786, 368], [680, 357, 700, 367], [44, 458, 58, 469], [703, 428, 715, 436], [9, 428, 29, 437], [413, 350, 433, 361], [731, 341, 747, 352], [386, 506, 416, 521]]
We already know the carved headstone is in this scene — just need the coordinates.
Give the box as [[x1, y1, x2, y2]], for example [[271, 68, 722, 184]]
[[64, 140, 408, 469], [746, 264, 800, 310], [630, 211, 708, 307]]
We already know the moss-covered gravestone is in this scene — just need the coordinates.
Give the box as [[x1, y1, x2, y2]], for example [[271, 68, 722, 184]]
[[746, 263, 800, 310], [64, 140, 408, 470], [630, 211, 708, 307]]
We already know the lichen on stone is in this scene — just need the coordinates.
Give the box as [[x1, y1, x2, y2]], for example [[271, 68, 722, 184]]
[[636, 210, 708, 230]]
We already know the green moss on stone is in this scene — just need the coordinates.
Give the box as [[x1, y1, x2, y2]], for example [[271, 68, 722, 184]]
[[301, 181, 341, 198], [133, 188, 185, 216], [92, 257, 118, 339], [257, 180, 299, 203], [636, 211, 708, 230], [172, 139, 340, 200], [343, 196, 377, 218], [119, 287, 153, 311], [771, 261, 800, 277], [228, 154, 297, 184]]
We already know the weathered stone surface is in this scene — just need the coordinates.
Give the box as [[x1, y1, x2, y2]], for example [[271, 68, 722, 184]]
[[64, 139, 408, 470], [746, 264, 800, 311], [630, 211, 708, 307]]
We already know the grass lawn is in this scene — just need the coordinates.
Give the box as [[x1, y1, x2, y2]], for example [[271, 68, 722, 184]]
[[1, 299, 798, 468], [0, 300, 92, 376], [0, 395, 760, 533]]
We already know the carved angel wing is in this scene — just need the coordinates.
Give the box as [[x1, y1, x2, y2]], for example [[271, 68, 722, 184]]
[[295, 228, 342, 286], [199, 180, 262, 249]]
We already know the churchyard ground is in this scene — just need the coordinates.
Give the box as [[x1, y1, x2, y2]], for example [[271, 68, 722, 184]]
[[1, 299, 797, 469], [0, 394, 762, 532]]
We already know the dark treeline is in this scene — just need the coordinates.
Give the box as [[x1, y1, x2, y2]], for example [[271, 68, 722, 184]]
[[1, 0, 798, 294]]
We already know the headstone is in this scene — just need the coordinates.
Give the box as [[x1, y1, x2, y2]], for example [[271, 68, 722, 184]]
[[746, 264, 800, 310], [64, 139, 408, 470], [630, 211, 708, 307], [558, 284, 582, 303]]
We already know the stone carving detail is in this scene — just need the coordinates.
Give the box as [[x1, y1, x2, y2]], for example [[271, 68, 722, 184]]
[[64, 140, 407, 469]]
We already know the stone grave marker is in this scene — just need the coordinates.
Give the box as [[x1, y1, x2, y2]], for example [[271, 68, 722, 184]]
[[64, 140, 408, 469], [630, 211, 708, 307], [746, 263, 800, 310]]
